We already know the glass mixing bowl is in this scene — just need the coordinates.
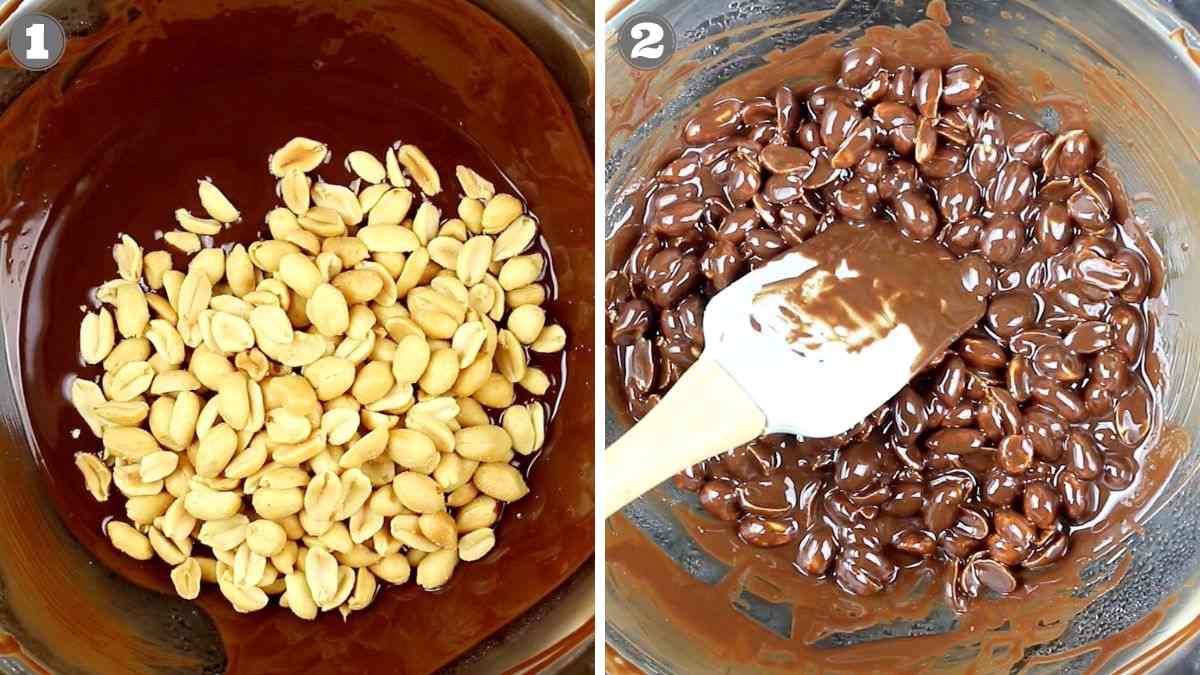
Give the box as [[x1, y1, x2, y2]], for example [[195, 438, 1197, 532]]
[[0, 0, 594, 672], [604, 0, 1200, 672]]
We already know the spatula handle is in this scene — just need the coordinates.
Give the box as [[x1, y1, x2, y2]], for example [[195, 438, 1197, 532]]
[[604, 355, 766, 519]]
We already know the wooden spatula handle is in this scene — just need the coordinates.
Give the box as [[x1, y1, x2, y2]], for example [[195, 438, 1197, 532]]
[[604, 355, 767, 519]]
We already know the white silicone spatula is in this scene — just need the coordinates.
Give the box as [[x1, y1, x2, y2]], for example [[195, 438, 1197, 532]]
[[604, 222, 987, 518]]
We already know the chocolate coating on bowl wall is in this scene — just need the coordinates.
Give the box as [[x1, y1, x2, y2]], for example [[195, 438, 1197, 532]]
[[606, 37, 1161, 605], [0, 0, 594, 672]]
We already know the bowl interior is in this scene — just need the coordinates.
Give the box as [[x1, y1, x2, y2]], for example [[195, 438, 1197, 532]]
[[604, 0, 1200, 672]]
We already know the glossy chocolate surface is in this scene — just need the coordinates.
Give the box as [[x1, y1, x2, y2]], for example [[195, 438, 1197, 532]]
[[0, 0, 593, 671], [606, 43, 1160, 604]]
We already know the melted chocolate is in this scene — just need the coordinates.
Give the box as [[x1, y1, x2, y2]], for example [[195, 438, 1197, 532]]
[[607, 29, 1161, 602], [751, 221, 984, 365], [605, 12, 1176, 673], [0, 0, 593, 671]]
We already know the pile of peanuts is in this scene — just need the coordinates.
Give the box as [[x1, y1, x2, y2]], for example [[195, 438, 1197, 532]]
[[609, 44, 1159, 604], [71, 137, 565, 618]]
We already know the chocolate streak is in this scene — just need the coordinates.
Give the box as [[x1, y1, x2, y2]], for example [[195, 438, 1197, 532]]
[[751, 221, 984, 365]]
